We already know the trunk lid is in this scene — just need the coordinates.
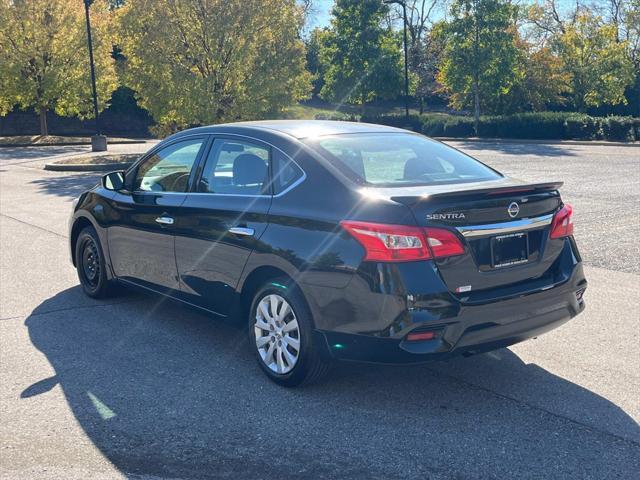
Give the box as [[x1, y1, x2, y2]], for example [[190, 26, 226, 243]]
[[368, 178, 564, 294]]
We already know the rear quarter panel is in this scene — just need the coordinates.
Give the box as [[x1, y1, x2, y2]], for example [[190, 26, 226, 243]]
[[237, 142, 418, 329]]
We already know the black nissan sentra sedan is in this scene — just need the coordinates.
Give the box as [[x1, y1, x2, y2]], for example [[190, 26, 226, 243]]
[[69, 121, 586, 386]]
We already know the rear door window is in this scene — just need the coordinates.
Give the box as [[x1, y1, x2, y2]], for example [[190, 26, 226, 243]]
[[198, 139, 270, 195], [272, 150, 304, 194]]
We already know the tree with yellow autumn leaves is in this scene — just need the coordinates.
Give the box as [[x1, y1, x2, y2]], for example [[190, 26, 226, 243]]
[[0, 0, 117, 135], [115, 0, 311, 132]]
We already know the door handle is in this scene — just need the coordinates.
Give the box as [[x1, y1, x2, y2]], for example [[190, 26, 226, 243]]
[[229, 226, 254, 236], [155, 216, 174, 226]]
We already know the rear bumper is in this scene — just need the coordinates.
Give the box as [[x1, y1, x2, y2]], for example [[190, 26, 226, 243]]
[[312, 248, 586, 364], [319, 303, 584, 363]]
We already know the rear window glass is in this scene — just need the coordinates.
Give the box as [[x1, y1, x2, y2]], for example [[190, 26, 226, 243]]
[[304, 133, 501, 186]]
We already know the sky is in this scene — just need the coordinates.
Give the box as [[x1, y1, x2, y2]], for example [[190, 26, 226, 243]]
[[306, 0, 579, 30], [308, 0, 334, 28]]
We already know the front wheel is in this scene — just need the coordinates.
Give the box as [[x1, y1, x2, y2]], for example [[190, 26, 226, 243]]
[[75, 226, 114, 299], [249, 279, 330, 387]]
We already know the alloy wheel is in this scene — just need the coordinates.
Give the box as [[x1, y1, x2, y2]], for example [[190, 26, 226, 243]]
[[254, 294, 301, 374]]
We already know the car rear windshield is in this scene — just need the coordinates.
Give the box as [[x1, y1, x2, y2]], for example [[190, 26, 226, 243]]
[[304, 133, 501, 187]]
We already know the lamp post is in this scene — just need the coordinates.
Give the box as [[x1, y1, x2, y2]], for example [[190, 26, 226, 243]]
[[83, 0, 107, 151], [383, 0, 409, 119]]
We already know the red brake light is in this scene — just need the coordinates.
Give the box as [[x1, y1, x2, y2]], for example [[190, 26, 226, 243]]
[[550, 204, 574, 239], [340, 221, 430, 262], [340, 221, 464, 262], [424, 228, 466, 258], [406, 331, 437, 342]]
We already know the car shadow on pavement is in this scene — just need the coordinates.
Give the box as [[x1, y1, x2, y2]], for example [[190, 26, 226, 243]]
[[23, 287, 640, 479], [30, 173, 103, 199]]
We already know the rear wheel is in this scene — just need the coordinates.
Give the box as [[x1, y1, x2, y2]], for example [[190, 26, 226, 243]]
[[75, 226, 113, 298], [249, 279, 329, 387]]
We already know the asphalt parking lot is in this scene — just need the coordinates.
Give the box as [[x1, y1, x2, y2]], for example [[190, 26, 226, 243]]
[[1, 141, 639, 479]]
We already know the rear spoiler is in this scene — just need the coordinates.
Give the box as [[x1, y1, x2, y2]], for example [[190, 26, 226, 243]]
[[391, 181, 563, 203]]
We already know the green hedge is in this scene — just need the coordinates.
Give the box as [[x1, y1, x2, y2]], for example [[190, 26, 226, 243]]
[[361, 112, 639, 142], [600, 116, 636, 141], [485, 112, 567, 139], [314, 111, 361, 122]]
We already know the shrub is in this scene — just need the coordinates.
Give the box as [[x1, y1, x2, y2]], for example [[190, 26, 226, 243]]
[[421, 115, 446, 136], [420, 113, 473, 137], [314, 111, 360, 122], [497, 112, 567, 139], [600, 116, 636, 142], [441, 116, 475, 137], [564, 114, 598, 140], [360, 113, 423, 132], [362, 111, 637, 141], [477, 117, 498, 138]]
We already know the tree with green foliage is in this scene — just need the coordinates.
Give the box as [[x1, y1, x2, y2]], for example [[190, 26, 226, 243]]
[[436, 0, 521, 133], [318, 0, 403, 110], [621, 0, 640, 115], [116, 0, 311, 132], [623, 0, 640, 68], [305, 28, 330, 98], [392, 1, 442, 113], [496, 38, 570, 113], [554, 11, 634, 111], [528, 1, 636, 112], [411, 28, 446, 113], [0, 0, 117, 136]]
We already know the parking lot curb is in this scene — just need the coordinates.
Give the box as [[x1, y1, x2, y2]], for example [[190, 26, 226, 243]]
[[0, 140, 148, 148], [44, 162, 134, 172]]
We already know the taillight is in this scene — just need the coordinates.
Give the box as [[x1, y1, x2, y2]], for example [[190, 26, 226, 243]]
[[550, 204, 574, 239], [340, 221, 429, 261], [406, 330, 438, 342], [340, 221, 464, 262], [424, 227, 466, 258]]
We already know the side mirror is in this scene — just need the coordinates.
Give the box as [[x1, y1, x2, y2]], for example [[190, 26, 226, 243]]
[[101, 170, 126, 191]]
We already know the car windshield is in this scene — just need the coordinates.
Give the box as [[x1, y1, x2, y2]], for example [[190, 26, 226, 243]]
[[305, 133, 501, 187]]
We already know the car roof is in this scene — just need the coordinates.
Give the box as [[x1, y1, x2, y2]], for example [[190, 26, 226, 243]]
[[174, 120, 408, 140]]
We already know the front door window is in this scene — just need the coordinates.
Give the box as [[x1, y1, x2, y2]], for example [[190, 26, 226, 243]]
[[134, 138, 205, 193]]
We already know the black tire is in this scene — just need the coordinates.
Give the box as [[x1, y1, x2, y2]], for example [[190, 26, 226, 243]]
[[75, 226, 114, 299], [248, 278, 330, 387]]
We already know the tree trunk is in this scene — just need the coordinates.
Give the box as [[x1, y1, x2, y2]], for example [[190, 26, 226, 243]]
[[419, 96, 424, 115], [39, 107, 48, 137], [473, 75, 480, 136]]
